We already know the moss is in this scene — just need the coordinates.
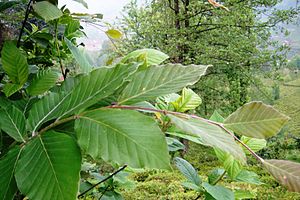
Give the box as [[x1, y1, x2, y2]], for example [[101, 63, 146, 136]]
[[184, 142, 220, 174], [122, 171, 197, 200], [130, 170, 158, 182]]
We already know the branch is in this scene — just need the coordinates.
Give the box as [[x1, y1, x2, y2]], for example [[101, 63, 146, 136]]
[[17, 0, 33, 47], [106, 105, 263, 163], [23, 115, 77, 147], [37, 115, 78, 136], [168, 0, 176, 11], [78, 165, 127, 198]]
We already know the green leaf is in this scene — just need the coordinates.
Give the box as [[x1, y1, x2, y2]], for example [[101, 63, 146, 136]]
[[166, 137, 185, 152], [167, 131, 204, 145], [32, 1, 63, 21], [162, 93, 181, 104], [168, 115, 246, 163], [234, 190, 256, 200], [102, 191, 123, 200], [209, 111, 224, 123], [224, 102, 290, 139], [64, 20, 81, 39], [208, 169, 225, 185], [121, 49, 169, 66], [0, 106, 26, 142], [223, 154, 242, 179], [214, 148, 242, 179], [75, 109, 170, 169], [15, 131, 81, 200], [27, 70, 59, 96], [240, 136, 266, 153], [105, 29, 122, 40], [202, 182, 234, 200], [235, 170, 263, 185], [132, 101, 157, 113], [51, 74, 84, 93], [173, 88, 202, 112], [1, 41, 28, 85], [0, 1, 20, 12], [28, 63, 137, 132], [0, 96, 11, 108], [3, 83, 22, 97], [0, 146, 22, 200], [118, 64, 208, 105], [72, 0, 88, 8], [181, 182, 202, 192], [263, 159, 300, 192], [174, 157, 201, 186], [65, 38, 93, 73]]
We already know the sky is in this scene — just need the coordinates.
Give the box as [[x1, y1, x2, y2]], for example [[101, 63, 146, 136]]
[[58, 0, 142, 50], [59, 0, 133, 22]]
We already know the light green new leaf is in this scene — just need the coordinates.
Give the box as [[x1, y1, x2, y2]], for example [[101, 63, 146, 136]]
[[32, 1, 63, 21], [173, 88, 202, 112], [214, 148, 242, 179], [121, 49, 169, 66], [28, 63, 137, 132], [234, 190, 257, 200], [75, 109, 170, 169], [263, 159, 300, 192], [241, 136, 266, 153], [15, 132, 81, 200], [209, 110, 224, 123], [1, 41, 28, 85], [0, 146, 22, 200], [223, 154, 242, 179], [168, 115, 246, 163], [174, 157, 201, 186], [224, 102, 289, 139], [105, 29, 122, 40], [27, 70, 59, 96], [119, 64, 208, 105], [202, 182, 234, 200], [0, 106, 26, 142], [65, 38, 93, 73]]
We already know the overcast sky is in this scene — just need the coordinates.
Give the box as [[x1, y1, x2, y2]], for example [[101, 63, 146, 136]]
[[58, 0, 143, 50], [59, 0, 139, 22], [58, 0, 146, 50]]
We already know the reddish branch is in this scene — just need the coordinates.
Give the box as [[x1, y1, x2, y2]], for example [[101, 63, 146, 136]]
[[106, 105, 263, 163]]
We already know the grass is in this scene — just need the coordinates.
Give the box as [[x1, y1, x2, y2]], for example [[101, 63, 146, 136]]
[[274, 78, 300, 136]]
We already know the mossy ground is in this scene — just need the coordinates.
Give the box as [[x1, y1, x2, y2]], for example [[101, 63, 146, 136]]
[[121, 76, 300, 200]]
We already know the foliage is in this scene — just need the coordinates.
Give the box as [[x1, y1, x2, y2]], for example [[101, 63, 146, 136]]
[[0, 1, 300, 200], [117, 0, 299, 116], [287, 55, 300, 70]]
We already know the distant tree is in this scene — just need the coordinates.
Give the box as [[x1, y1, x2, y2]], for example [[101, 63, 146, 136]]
[[288, 55, 300, 70], [118, 0, 299, 115]]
